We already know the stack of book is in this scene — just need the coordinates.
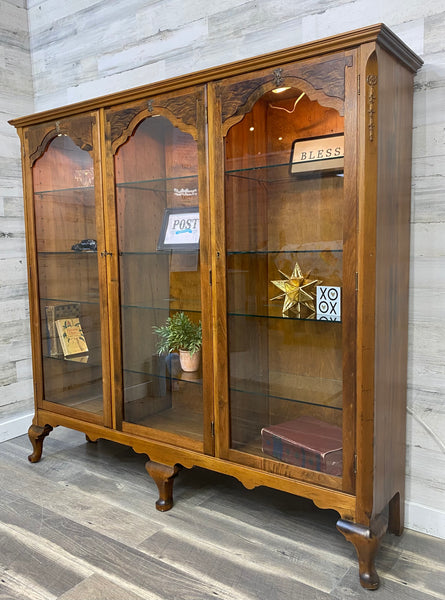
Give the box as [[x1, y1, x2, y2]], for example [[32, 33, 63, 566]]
[[261, 416, 342, 476]]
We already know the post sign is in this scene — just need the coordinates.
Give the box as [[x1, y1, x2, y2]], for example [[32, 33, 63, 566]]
[[157, 207, 200, 251]]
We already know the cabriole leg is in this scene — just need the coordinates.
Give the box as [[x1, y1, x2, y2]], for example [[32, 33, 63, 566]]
[[337, 516, 387, 590], [145, 460, 181, 512], [28, 424, 53, 463]]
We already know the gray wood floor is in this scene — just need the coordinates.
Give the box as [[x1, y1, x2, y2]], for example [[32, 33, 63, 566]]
[[1, 427, 444, 600]]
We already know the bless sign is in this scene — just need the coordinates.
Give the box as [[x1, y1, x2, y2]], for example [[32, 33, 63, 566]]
[[291, 134, 344, 174]]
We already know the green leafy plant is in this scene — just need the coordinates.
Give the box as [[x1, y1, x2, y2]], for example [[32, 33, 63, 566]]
[[153, 312, 202, 356]]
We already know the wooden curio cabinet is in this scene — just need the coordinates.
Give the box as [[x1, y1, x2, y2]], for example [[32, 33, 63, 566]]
[[11, 25, 422, 589]]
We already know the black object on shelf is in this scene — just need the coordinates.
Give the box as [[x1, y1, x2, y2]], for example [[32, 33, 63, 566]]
[[72, 239, 97, 252]]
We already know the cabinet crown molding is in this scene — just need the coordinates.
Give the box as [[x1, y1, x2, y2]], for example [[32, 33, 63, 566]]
[[9, 23, 422, 130]]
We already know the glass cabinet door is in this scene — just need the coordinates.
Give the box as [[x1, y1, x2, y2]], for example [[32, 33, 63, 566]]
[[112, 91, 208, 452], [31, 117, 106, 421], [218, 57, 356, 483]]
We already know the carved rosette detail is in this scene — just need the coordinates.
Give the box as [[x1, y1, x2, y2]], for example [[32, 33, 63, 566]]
[[273, 67, 285, 88], [367, 74, 377, 142]]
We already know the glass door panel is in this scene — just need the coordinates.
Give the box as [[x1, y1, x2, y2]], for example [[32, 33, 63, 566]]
[[115, 115, 204, 445], [32, 133, 103, 417], [225, 87, 345, 477]]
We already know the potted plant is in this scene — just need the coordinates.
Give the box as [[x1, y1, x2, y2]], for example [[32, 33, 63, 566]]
[[153, 311, 202, 372]]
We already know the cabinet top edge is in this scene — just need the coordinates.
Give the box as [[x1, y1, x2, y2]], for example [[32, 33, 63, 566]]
[[9, 22, 423, 128]]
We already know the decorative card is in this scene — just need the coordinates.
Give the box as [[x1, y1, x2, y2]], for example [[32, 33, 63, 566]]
[[46, 303, 81, 356], [316, 286, 341, 321], [55, 318, 88, 357]]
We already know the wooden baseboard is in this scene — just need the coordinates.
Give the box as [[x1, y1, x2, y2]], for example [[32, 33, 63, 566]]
[[0, 412, 33, 442], [405, 501, 445, 540]]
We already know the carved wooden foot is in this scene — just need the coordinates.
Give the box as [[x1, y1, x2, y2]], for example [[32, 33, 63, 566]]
[[145, 460, 181, 512], [337, 516, 387, 590], [28, 424, 53, 463], [85, 434, 98, 443]]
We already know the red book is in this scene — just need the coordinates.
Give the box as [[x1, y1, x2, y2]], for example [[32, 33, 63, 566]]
[[261, 416, 342, 476]]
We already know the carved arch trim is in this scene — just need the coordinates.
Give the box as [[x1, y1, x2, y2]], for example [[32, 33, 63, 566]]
[[110, 99, 199, 155], [27, 118, 94, 166], [222, 75, 345, 137]]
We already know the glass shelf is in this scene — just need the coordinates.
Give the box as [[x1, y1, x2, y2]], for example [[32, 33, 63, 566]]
[[225, 162, 343, 183], [38, 251, 98, 256], [42, 348, 102, 366], [228, 310, 341, 323], [230, 383, 342, 411], [124, 366, 203, 386], [34, 187, 95, 196], [119, 250, 199, 256], [41, 297, 99, 306], [120, 251, 161, 256], [122, 303, 201, 314], [227, 248, 343, 255], [116, 174, 199, 194]]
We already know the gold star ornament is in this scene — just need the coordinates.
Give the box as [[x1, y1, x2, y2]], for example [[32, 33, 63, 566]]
[[270, 262, 320, 317]]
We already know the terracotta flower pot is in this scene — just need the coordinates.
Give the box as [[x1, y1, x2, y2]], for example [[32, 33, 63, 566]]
[[179, 349, 201, 372]]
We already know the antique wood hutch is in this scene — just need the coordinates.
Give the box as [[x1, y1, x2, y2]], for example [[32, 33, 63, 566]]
[[11, 24, 422, 589]]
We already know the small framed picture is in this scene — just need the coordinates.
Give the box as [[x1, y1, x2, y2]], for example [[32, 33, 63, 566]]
[[157, 206, 200, 252]]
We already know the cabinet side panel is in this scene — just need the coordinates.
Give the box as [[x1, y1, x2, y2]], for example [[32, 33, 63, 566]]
[[355, 45, 378, 524], [20, 126, 44, 413], [373, 49, 415, 523]]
